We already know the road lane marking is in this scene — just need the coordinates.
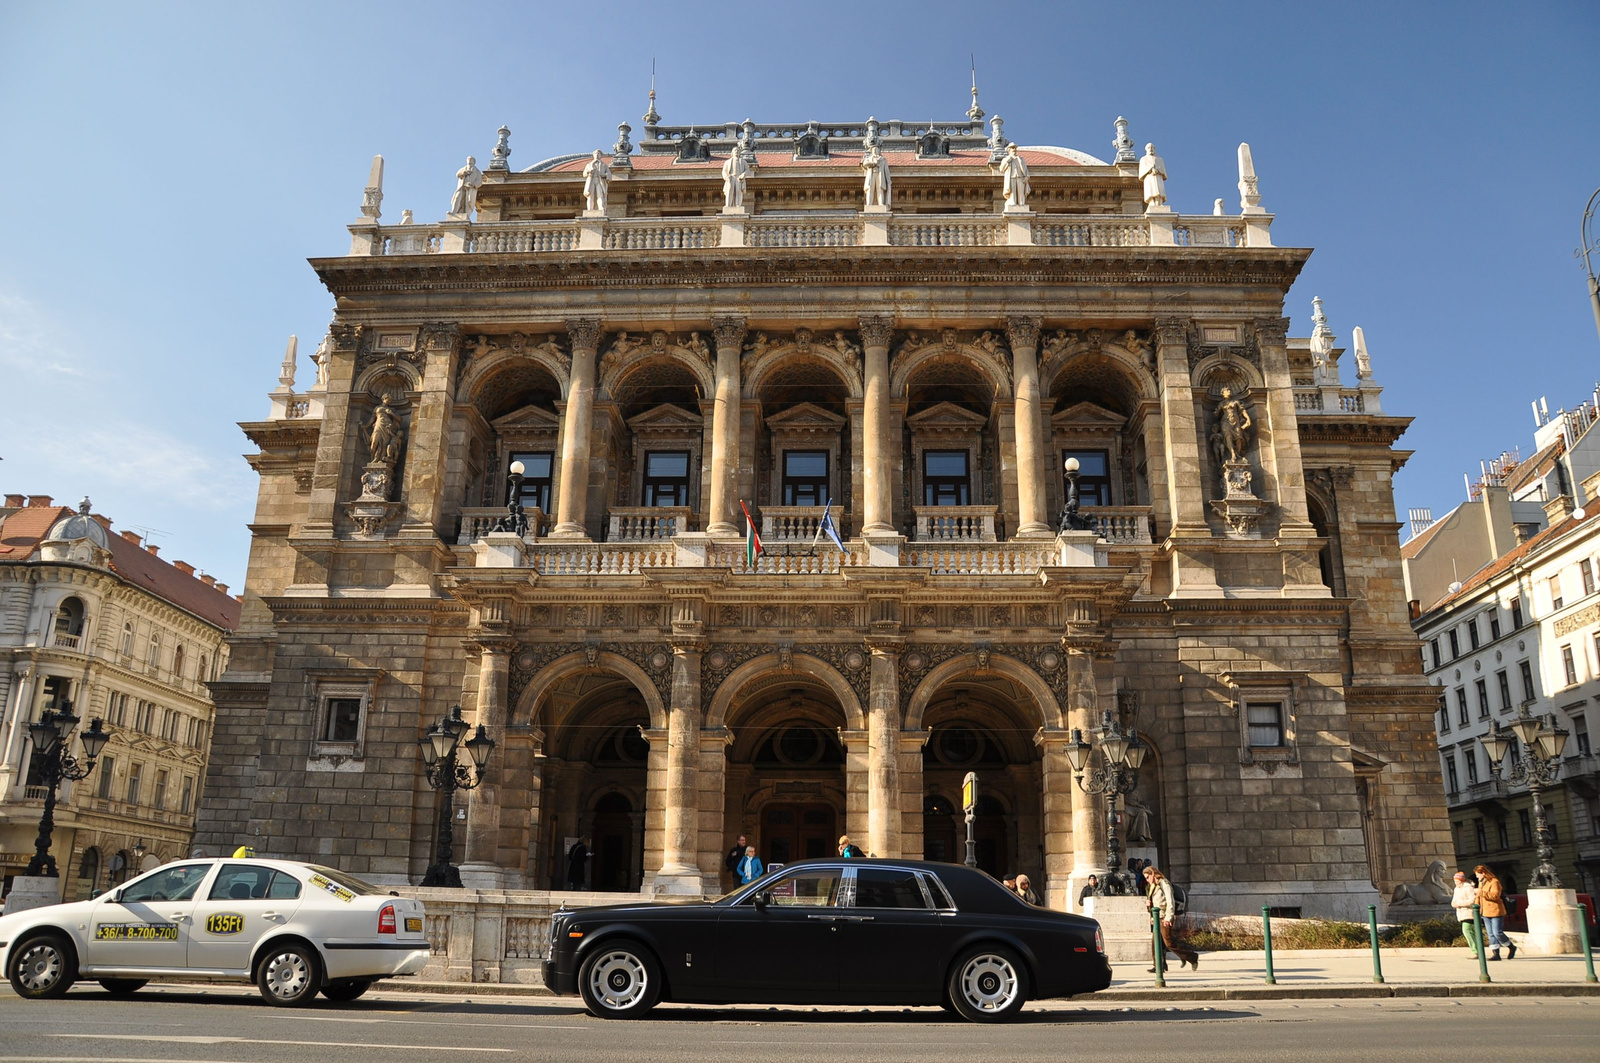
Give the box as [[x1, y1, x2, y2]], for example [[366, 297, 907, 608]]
[[52, 1034, 510, 1052], [293, 1015, 590, 1029]]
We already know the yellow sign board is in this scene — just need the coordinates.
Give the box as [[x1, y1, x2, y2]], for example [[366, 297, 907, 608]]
[[962, 771, 977, 813]]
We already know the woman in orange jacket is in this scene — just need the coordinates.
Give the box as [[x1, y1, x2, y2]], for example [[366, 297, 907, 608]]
[[1473, 865, 1517, 960]]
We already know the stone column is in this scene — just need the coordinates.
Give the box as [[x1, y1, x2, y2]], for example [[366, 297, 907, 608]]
[[860, 315, 896, 535], [655, 638, 704, 894], [551, 318, 602, 539], [1008, 316, 1052, 538], [1155, 316, 1222, 596], [1254, 316, 1315, 534], [398, 322, 461, 536], [865, 638, 903, 858], [706, 316, 747, 537], [1036, 730, 1078, 911], [1064, 638, 1105, 902], [461, 640, 511, 886]]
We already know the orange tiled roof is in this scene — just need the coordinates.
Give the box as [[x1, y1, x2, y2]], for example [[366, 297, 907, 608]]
[[1421, 505, 1599, 616]]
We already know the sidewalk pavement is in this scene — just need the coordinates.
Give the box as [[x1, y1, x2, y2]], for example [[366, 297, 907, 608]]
[[367, 947, 1600, 1002]]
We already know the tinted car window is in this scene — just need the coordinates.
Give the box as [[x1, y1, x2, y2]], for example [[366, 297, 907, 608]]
[[266, 871, 303, 899], [924, 874, 955, 909], [761, 869, 841, 907], [854, 868, 929, 909], [121, 863, 210, 903], [209, 863, 269, 900]]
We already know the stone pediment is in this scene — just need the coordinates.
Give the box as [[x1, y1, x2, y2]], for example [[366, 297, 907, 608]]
[[1051, 401, 1127, 433], [906, 401, 989, 432], [626, 403, 704, 433], [763, 402, 846, 432], [491, 405, 562, 431]]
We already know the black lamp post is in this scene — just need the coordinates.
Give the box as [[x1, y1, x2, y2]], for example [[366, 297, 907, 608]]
[[24, 704, 111, 877], [492, 460, 530, 536], [1059, 457, 1093, 533], [1064, 709, 1148, 895], [1580, 187, 1600, 347], [418, 705, 496, 887], [1481, 708, 1569, 887]]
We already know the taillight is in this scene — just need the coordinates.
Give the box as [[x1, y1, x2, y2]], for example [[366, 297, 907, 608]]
[[1094, 928, 1105, 953], [378, 904, 397, 934]]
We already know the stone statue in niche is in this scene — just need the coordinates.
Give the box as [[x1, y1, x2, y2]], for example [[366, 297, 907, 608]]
[[1138, 143, 1168, 211], [582, 149, 612, 214], [1123, 793, 1154, 845], [311, 332, 332, 387], [449, 156, 483, 218], [721, 149, 750, 212], [366, 395, 405, 468], [861, 143, 892, 209], [999, 142, 1030, 210], [1212, 387, 1253, 463]]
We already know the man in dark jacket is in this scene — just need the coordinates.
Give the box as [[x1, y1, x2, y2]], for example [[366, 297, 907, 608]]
[[725, 834, 748, 880], [566, 837, 590, 889]]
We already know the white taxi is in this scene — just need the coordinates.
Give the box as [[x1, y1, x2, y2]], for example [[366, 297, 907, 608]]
[[1, 857, 428, 1005]]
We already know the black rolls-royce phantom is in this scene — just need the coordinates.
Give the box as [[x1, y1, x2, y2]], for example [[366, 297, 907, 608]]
[[543, 858, 1110, 1022]]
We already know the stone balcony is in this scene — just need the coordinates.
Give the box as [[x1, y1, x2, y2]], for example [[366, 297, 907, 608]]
[[351, 211, 1267, 257], [761, 506, 843, 541], [608, 507, 693, 541]]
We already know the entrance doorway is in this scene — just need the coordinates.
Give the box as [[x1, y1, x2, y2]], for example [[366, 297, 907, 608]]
[[761, 803, 837, 867], [590, 792, 640, 892]]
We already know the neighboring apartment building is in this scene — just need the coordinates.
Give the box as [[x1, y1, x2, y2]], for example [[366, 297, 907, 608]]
[[1405, 395, 1600, 894], [0, 495, 240, 901], [197, 103, 1450, 919]]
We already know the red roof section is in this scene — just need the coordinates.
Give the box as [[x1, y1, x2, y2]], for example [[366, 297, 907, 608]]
[[0, 503, 240, 631], [1423, 505, 1599, 615], [546, 148, 1083, 172]]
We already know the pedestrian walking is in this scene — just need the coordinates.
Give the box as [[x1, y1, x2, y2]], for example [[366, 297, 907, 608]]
[[837, 834, 865, 859], [1143, 865, 1199, 971], [737, 845, 764, 885], [565, 836, 590, 890], [1474, 865, 1517, 960], [1015, 874, 1040, 905], [1078, 874, 1099, 907], [725, 834, 749, 881], [1450, 870, 1481, 957]]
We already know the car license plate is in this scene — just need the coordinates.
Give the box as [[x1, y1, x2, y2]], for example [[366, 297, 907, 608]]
[[405, 917, 423, 933]]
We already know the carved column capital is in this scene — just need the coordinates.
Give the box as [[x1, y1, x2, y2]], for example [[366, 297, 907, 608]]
[[670, 636, 707, 657], [1153, 317, 1190, 348], [1254, 317, 1290, 347], [565, 317, 603, 352], [1006, 315, 1042, 350], [712, 315, 748, 351], [420, 321, 461, 351], [858, 315, 895, 349], [329, 322, 364, 352]]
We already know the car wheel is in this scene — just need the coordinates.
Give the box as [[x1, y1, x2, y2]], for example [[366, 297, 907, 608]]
[[320, 979, 373, 1002], [947, 945, 1028, 1023], [8, 934, 77, 1000], [577, 940, 661, 1019], [99, 978, 149, 997], [256, 942, 321, 1007]]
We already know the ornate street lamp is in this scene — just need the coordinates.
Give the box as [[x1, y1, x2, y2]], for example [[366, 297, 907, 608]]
[[1580, 187, 1600, 346], [491, 460, 530, 536], [1064, 708, 1148, 895], [418, 705, 496, 887], [24, 704, 111, 877], [1059, 457, 1094, 533], [1481, 707, 1570, 887]]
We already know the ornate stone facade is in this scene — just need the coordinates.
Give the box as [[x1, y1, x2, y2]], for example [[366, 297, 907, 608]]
[[198, 110, 1449, 920]]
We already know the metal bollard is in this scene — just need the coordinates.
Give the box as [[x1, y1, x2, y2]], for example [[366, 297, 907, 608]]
[[1152, 905, 1166, 988], [1473, 904, 1490, 983], [1262, 906, 1276, 985], [1367, 904, 1385, 984], [1579, 905, 1597, 984]]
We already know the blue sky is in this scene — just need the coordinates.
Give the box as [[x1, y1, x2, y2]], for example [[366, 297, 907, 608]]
[[1, 1, 1597, 587]]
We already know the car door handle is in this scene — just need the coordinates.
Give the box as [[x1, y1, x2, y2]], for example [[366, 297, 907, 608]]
[[839, 914, 875, 922], [167, 913, 191, 922], [806, 913, 840, 921], [261, 912, 285, 921]]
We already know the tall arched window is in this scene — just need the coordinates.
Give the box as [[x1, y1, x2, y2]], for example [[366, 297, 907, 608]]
[[78, 847, 100, 892], [120, 621, 134, 656], [148, 632, 161, 670], [54, 597, 86, 647], [173, 644, 185, 680]]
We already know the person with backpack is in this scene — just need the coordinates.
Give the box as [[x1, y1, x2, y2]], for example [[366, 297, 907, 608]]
[[1474, 865, 1516, 960], [837, 835, 865, 859], [1143, 865, 1199, 971]]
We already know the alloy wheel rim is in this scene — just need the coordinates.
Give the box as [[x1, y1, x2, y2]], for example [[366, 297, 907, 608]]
[[265, 951, 311, 998], [589, 950, 647, 1009], [17, 944, 63, 992], [960, 954, 1018, 1012]]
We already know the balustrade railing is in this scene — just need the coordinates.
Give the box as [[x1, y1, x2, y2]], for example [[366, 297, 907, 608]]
[[913, 505, 998, 542], [23, 786, 50, 801], [608, 507, 692, 541], [761, 506, 844, 541], [468, 225, 577, 253], [746, 218, 862, 247], [603, 220, 720, 250], [51, 631, 82, 650], [905, 543, 1054, 575], [889, 217, 1005, 247], [527, 542, 676, 575], [1083, 506, 1154, 545], [457, 507, 548, 544], [1172, 218, 1246, 247], [1292, 389, 1370, 414], [1035, 218, 1152, 247], [710, 540, 864, 574]]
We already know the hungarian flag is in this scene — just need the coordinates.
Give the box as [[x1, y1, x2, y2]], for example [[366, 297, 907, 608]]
[[740, 500, 764, 566]]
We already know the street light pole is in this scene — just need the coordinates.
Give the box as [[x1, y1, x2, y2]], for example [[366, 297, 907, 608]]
[[1582, 188, 1600, 347], [24, 704, 111, 877], [418, 705, 496, 887], [1481, 708, 1570, 887], [1064, 709, 1148, 895]]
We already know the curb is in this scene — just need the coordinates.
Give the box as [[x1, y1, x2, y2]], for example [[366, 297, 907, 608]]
[[1087, 983, 1600, 1001]]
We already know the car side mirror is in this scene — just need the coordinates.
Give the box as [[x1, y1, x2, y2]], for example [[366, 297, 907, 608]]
[[753, 891, 771, 911]]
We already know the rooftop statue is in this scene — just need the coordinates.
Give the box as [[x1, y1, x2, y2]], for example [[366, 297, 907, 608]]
[[721, 149, 750, 212], [999, 142, 1030, 210], [583, 149, 612, 214], [1138, 144, 1167, 211], [449, 156, 484, 219], [861, 143, 892, 210]]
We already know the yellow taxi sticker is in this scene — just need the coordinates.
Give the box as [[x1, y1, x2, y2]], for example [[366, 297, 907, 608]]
[[205, 912, 245, 935], [309, 873, 354, 903], [95, 922, 179, 942], [405, 917, 423, 933]]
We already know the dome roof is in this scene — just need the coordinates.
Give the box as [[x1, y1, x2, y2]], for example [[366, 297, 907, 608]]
[[45, 497, 110, 550]]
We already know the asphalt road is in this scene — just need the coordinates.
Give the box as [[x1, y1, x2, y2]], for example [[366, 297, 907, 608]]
[[0, 986, 1593, 1062]]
